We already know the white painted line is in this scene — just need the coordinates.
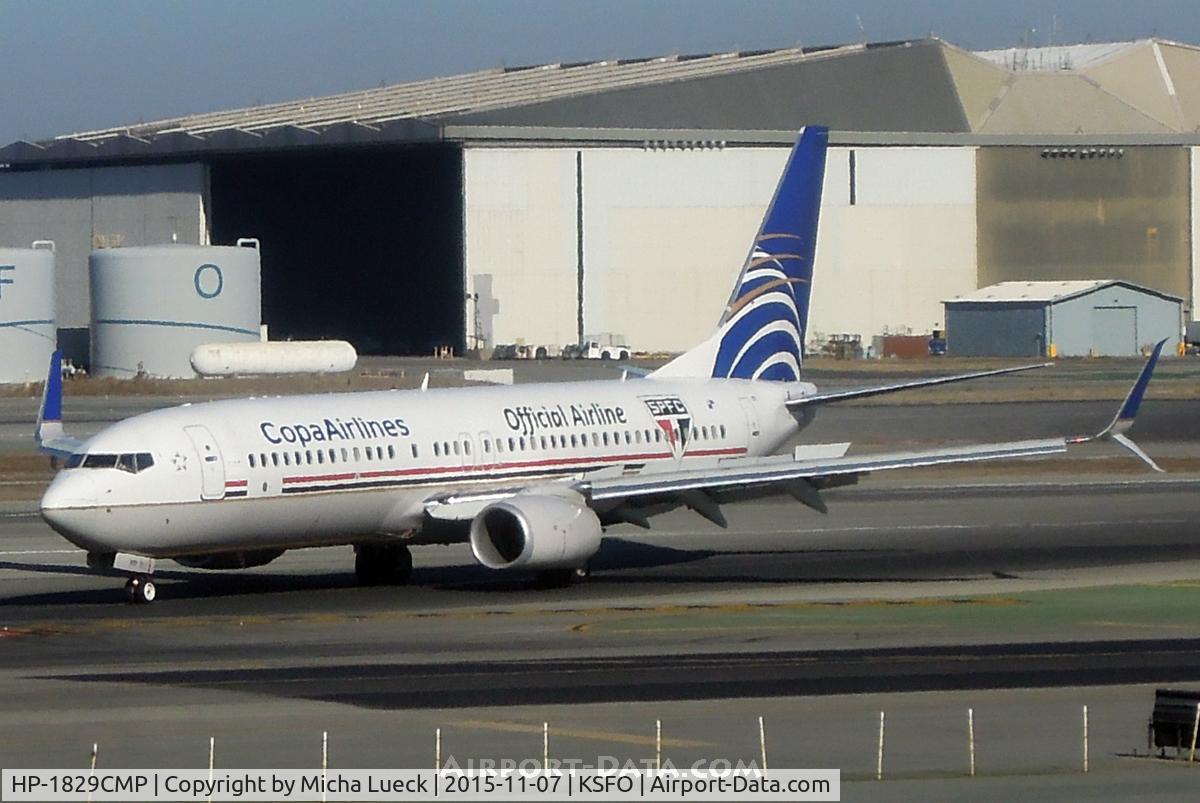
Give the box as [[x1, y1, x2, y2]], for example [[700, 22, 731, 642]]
[[884, 478, 1200, 493], [649, 518, 1192, 537], [0, 549, 80, 556]]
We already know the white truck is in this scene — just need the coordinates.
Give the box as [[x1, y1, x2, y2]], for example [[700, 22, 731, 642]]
[[568, 337, 632, 361]]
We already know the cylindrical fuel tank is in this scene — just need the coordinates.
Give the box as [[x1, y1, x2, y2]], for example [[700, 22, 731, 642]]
[[90, 241, 261, 378], [0, 241, 56, 383], [190, 340, 357, 376]]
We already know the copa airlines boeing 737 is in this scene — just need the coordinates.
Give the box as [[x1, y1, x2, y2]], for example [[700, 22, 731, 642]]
[[35, 127, 1165, 603]]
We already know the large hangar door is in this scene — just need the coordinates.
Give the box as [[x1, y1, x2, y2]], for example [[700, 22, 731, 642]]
[[208, 145, 464, 355], [1090, 306, 1137, 356]]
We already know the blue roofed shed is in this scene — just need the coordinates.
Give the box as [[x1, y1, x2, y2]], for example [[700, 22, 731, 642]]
[[944, 280, 1182, 357]]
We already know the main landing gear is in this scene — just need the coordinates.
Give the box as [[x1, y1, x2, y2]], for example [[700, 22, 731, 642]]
[[534, 563, 590, 589], [124, 575, 157, 604], [354, 543, 414, 586]]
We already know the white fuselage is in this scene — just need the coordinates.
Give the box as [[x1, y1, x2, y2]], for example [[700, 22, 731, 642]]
[[40, 378, 813, 558]]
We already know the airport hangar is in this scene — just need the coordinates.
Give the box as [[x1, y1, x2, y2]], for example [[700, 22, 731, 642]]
[[2, 37, 1200, 365]]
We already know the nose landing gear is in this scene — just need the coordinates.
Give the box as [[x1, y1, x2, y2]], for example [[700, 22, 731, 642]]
[[124, 575, 157, 604]]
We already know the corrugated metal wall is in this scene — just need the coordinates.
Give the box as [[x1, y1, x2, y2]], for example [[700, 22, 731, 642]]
[[812, 147, 977, 342], [945, 304, 1047, 357], [977, 147, 1191, 301], [0, 164, 206, 333], [463, 149, 579, 350], [579, 147, 787, 352], [463, 145, 977, 353]]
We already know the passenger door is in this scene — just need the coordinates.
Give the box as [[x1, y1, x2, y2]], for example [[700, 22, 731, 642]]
[[184, 424, 226, 500], [477, 430, 494, 470], [458, 431, 476, 469], [739, 397, 761, 442]]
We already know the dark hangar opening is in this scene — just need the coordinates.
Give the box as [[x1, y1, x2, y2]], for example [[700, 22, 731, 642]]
[[208, 144, 464, 355]]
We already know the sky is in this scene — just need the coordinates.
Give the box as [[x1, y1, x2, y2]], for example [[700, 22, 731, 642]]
[[3, 0, 1200, 146]]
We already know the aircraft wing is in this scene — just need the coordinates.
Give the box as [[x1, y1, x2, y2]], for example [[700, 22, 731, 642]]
[[423, 343, 1164, 525], [579, 438, 1066, 505], [580, 341, 1165, 523], [786, 362, 1049, 408]]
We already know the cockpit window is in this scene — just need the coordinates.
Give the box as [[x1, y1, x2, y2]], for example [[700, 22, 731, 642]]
[[66, 452, 155, 473]]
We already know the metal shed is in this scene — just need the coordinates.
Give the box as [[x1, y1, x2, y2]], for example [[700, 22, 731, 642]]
[[944, 280, 1182, 357]]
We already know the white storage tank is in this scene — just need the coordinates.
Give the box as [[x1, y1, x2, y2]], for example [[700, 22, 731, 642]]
[[190, 340, 357, 376], [0, 241, 56, 383], [90, 240, 261, 378]]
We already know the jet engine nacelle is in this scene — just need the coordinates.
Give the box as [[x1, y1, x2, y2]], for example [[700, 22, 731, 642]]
[[469, 494, 602, 571]]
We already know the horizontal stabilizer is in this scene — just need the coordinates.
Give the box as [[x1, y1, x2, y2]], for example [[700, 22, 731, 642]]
[[787, 363, 1049, 408]]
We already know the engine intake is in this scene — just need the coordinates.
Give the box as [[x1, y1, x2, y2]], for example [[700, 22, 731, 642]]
[[469, 495, 602, 571]]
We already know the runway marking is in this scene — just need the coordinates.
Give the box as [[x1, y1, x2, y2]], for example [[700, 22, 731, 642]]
[[647, 517, 1192, 538], [453, 719, 710, 749], [893, 478, 1200, 492], [0, 549, 79, 556]]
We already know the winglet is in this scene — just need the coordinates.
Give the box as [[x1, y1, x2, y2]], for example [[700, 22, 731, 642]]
[[35, 350, 64, 446], [1102, 338, 1164, 438], [1085, 339, 1165, 472]]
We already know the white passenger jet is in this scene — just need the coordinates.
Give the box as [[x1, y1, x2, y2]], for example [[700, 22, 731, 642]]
[[36, 127, 1165, 603]]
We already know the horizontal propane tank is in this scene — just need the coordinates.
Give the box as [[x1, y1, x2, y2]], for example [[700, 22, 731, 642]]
[[190, 340, 357, 376]]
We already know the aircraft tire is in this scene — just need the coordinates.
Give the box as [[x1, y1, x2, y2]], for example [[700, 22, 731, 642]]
[[355, 549, 384, 586], [355, 544, 412, 586], [390, 545, 413, 584], [125, 576, 157, 604], [534, 568, 577, 589]]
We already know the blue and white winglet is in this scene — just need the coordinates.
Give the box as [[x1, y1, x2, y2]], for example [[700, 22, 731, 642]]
[[1068, 338, 1166, 472], [35, 350, 85, 460]]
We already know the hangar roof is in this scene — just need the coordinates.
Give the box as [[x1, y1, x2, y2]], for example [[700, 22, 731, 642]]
[[945, 280, 1184, 305], [5, 37, 1200, 167]]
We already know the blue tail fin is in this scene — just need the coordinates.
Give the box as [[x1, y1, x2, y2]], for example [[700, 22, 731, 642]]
[[652, 126, 828, 382]]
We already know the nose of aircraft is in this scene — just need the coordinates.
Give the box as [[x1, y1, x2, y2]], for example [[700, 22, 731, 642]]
[[41, 471, 100, 511], [39, 472, 104, 546]]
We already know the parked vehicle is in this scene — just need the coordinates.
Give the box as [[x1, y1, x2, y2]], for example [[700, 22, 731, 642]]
[[574, 340, 631, 360]]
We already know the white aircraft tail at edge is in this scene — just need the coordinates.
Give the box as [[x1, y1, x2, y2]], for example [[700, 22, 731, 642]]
[[35, 126, 1165, 604]]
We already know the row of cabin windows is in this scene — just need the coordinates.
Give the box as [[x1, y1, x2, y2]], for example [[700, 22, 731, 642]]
[[434, 423, 729, 458], [248, 443, 408, 470], [246, 424, 731, 470]]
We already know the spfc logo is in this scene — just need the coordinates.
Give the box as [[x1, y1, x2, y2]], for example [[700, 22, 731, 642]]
[[642, 396, 692, 459]]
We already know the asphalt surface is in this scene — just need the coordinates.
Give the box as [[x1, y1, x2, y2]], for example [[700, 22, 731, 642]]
[[2, 384, 1199, 798], [49, 640, 1200, 710]]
